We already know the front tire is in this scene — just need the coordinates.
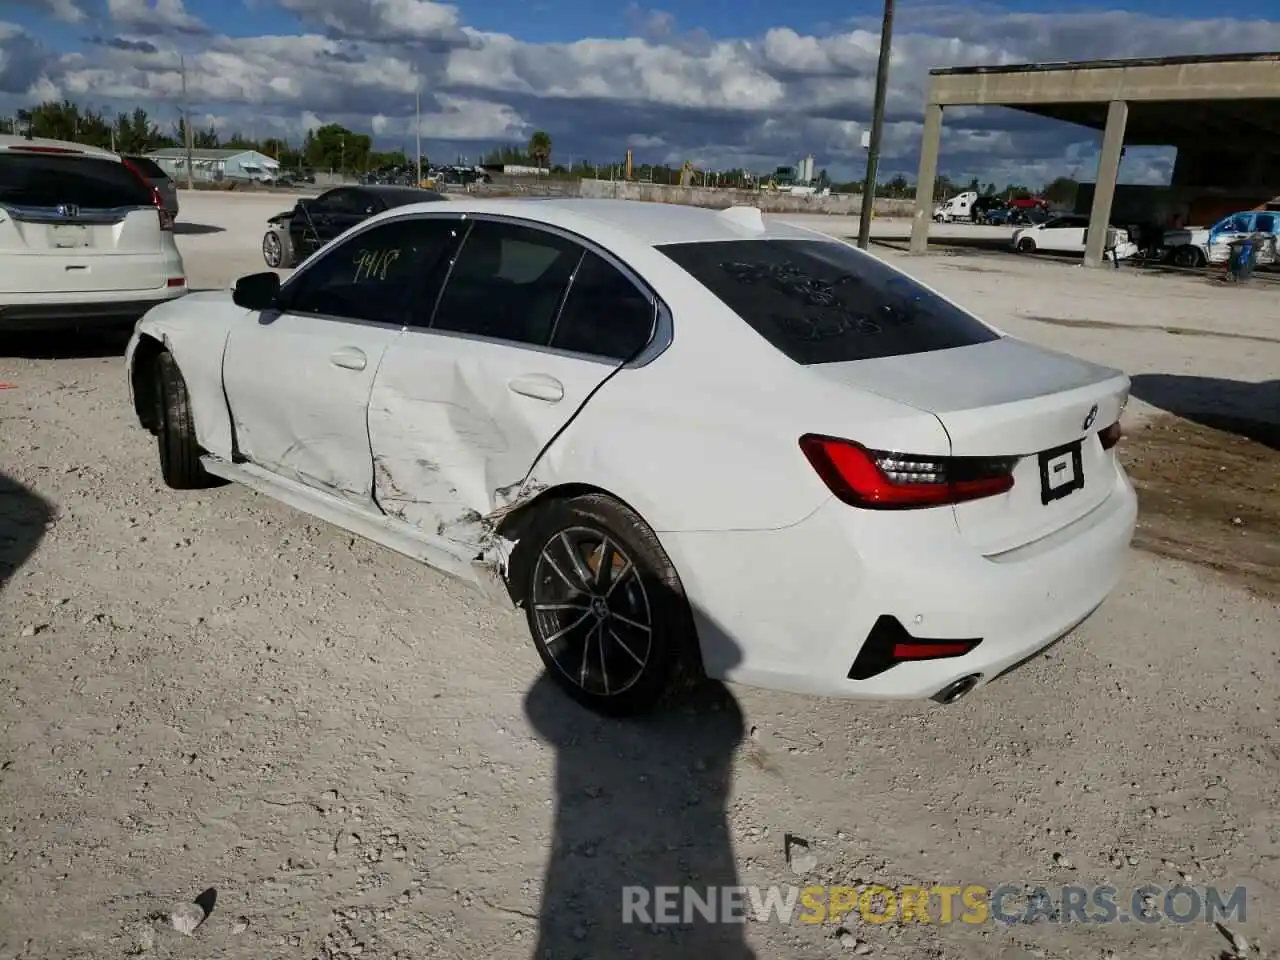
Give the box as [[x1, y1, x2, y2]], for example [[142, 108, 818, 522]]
[[514, 494, 701, 717], [154, 352, 215, 490], [1015, 236, 1036, 254]]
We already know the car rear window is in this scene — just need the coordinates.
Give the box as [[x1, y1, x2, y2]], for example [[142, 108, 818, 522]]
[[124, 156, 168, 179], [658, 238, 1000, 365], [0, 152, 152, 209]]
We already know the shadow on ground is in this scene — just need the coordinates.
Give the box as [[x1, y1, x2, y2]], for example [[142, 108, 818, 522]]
[[1130, 374, 1280, 450], [0, 325, 133, 360], [525, 674, 755, 959], [173, 222, 226, 236], [0, 472, 51, 596]]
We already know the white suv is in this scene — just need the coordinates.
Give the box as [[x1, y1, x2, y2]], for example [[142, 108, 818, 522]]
[[0, 135, 188, 330]]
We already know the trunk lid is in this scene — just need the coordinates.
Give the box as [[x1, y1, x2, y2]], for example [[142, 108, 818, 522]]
[[812, 337, 1130, 555]]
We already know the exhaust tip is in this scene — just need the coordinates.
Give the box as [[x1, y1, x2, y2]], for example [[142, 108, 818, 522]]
[[931, 674, 982, 705]]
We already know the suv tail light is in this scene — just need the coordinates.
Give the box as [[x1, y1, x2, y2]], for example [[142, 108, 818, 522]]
[[799, 434, 1018, 509], [120, 156, 173, 231]]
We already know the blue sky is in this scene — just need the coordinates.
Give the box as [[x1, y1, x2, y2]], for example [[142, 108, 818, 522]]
[[3, 1, 1278, 185]]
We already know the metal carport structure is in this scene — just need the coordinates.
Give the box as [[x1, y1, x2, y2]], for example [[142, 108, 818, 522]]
[[910, 52, 1280, 267]]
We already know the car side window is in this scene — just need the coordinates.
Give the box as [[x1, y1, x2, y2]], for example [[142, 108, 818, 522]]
[[549, 251, 655, 360], [1255, 214, 1275, 233], [282, 218, 457, 325], [325, 190, 363, 215], [431, 220, 583, 345]]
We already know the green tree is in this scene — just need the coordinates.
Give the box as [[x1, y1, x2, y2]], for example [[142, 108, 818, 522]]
[[1041, 176, 1079, 207], [305, 124, 370, 173], [527, 130, 551, 169]]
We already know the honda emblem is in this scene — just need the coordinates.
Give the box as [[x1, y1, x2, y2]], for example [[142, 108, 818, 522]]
[[1082, 404, 1099, 431]]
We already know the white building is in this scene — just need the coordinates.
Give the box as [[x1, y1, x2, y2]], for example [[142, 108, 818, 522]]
[[147, 148, 281, 183]]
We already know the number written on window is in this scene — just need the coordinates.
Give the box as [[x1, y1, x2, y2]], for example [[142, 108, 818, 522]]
[[283, 218, 457, 324]]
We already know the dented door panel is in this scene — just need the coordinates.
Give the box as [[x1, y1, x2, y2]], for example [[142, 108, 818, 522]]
[[366, 331, 619, 547], [222, 312, 400, 507]]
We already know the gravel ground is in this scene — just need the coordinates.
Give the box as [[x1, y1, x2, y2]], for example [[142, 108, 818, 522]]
[[0, 193, 1276, 960]]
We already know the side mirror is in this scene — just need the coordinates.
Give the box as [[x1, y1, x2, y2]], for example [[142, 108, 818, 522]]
[[232, 271, 281, 310]]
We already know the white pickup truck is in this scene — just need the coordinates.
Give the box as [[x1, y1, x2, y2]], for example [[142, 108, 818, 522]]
[[1161, 210, 1279, 268]]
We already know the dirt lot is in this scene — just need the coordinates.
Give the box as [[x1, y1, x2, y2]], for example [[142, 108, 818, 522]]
[[0, 193, 1277, 960]]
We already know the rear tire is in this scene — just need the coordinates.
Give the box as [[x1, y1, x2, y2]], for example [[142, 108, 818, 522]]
[[512, 494, 702, 717], [1172, 245, 1204, 269], [154, 351, 215, 490]]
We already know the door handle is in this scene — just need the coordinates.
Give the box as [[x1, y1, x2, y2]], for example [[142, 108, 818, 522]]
[[330, 347, 367, 371], [507, 373, 564, 402]]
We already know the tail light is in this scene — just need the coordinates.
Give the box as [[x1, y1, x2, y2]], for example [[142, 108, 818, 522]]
[[1099, 421, 1122, 450], [120, 157, 173, 231], [799, 434, 1018, 509], [848, 615, 983, 680]]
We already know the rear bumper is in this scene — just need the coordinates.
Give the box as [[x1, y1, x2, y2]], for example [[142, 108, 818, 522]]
[[661, 458, 1138, 702], [0, 287, 189, 330]]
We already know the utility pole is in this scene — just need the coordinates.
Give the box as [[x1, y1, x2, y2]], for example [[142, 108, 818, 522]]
[[856, 0, 895, 249], [415, 79, 423, 185], [180, 54, 194, 189]]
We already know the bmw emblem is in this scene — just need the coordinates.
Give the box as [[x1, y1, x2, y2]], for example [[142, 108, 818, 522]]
[[1082, 404, 1099, 430]]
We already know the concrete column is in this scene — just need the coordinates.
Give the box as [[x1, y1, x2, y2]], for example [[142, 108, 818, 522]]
[[909, 103, 943, 254], [1084, 100, 1128, 268]]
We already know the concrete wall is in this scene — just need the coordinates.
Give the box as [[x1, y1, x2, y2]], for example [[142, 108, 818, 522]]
[[474, 177, 916, 216]]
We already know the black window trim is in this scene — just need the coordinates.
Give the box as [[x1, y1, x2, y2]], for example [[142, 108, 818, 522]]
[[411, 211, 671, 368], [274, 210, 674, 366]]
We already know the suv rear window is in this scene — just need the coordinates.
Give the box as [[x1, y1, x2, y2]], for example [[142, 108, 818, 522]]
[[658, 239, 1000, 364], [124, 156, 168, 179], [0, 153, 152, 209]]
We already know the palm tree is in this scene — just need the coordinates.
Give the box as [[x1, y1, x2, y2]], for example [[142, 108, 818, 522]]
[[528, 130, 551, 172]]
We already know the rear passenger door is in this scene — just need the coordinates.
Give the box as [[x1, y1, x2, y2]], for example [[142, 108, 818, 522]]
[[366, 216, 657, 545]]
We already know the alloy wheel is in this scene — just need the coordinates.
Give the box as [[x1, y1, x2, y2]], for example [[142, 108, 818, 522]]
[[530, 527, 653, 698], [263, 232, 281, 267]]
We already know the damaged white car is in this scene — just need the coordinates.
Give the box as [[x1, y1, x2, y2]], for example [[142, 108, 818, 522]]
[[126, 198, 1137, 716]]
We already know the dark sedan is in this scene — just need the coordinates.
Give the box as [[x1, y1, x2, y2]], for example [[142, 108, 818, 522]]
[[262, 184, 447, 269]]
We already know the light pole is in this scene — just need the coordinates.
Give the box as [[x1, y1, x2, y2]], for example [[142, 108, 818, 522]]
[[856, 0, 895, 250]]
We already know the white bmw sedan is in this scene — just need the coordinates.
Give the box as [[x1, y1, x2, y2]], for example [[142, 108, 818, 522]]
[[125, 198, 1137, 716]]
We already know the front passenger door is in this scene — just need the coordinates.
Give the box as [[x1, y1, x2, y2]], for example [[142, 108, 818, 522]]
[[221, 217, 447, 508]]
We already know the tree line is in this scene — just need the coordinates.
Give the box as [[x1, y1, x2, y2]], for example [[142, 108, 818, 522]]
[[1, 99, 1078, 201]]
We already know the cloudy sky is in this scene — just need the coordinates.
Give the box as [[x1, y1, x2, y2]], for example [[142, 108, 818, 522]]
[[3, 0, 1280, 185]]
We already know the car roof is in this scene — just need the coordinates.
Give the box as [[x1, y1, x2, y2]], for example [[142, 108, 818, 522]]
[[374, 196, 824, 247], [354, 185, 449, 204], [0, 134, 122, 160]]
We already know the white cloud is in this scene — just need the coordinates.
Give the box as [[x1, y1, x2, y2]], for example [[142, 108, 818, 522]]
[[6, 5, 1280, 185], [107, 0, 208, 35]]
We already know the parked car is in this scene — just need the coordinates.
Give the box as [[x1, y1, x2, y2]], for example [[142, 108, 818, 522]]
[[261, 184, 448, 268], [1160, 210, 1280, 269], [1012, 214, 1138, 259], [122, 154, 179, 221], [0, 135, 186, 331], [126, 198, 1136, 716]]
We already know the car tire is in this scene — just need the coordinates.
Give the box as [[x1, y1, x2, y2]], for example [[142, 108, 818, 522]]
[[512, 493, 702, 717], [1172, 245, 1204, 269], [262, 228, 294, 269], [1016, 237, 1036, 253], [154, 351, 215, 490]]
